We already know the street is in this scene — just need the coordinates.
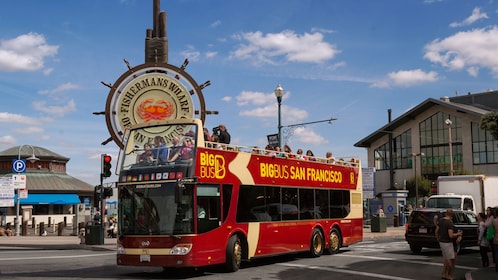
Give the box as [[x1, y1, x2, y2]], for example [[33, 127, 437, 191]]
[[0, 237, 489, 280]]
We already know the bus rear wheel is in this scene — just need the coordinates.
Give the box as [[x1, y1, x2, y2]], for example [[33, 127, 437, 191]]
[[309, 228, 324, 257], [327, 228, 341, 254], [225, 235, 242, 272]]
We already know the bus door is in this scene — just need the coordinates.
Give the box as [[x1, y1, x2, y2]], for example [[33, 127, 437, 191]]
[[196, 184, 221, 233]]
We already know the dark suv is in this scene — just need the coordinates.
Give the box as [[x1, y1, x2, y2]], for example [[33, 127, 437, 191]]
[[405, 208, 478, 254]]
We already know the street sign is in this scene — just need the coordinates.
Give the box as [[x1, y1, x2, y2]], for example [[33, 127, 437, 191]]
[[19, 188, 28, 199], [12, 174, 26, 189], [0, 177, 14, 207], [267, 134, 279, 148], [12, 159, 26, 173]]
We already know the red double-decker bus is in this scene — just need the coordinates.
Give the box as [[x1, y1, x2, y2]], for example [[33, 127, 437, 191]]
[[116, 118, 362, 271]]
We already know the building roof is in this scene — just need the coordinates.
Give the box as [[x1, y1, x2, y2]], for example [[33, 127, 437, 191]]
[[0, 145, 93, 195], [0, 146, 69, 162], [354, 93, 494, 148]]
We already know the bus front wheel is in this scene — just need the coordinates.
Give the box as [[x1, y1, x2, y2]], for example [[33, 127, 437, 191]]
[[225, 235, 242, 272], [327, 228, 341, 254], [309, 228, 324, 257]]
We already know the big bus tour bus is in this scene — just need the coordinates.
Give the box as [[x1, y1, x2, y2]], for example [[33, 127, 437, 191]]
[[116, 118, 363, 271]]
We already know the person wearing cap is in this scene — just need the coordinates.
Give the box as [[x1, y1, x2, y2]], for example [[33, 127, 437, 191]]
[[217, 124, 231, 144]]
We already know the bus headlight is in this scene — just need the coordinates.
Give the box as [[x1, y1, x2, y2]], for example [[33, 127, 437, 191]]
[[169, 244, 193, 255], [117, 244, 126, 255]]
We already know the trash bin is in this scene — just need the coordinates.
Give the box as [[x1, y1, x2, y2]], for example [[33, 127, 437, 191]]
[[85, 222, 102, 245], [393, 215, 399, 227], [371, 215, 387, 232]]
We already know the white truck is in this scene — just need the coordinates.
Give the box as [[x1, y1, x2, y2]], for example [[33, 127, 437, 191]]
[[425, 175, 498, 214]]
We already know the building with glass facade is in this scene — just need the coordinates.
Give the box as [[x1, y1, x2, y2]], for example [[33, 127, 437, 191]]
[[355, 91, 498, 201]]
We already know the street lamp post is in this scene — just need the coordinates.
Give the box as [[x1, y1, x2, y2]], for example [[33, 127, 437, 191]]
[[445, 119, 454, 176], [412, 152, 424, 208], [15, 145, 39, 236], [274, 83, 284, 148]]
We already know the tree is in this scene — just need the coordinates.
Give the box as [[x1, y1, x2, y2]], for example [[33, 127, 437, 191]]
[[405, 176, 433, 207], [480, 111, 498, 140]]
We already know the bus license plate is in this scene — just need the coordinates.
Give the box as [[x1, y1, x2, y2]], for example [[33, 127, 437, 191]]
[[140, 254, 151, 262], [419, 228, 427, 234]]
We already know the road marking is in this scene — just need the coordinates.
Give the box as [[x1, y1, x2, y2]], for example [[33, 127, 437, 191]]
[[0, 252, 115, 262], [338, 254, 478, 271], [278, 263, 415, 280]]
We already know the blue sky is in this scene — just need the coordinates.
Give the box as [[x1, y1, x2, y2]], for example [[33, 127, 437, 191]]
[[1, 0, 497, 185]]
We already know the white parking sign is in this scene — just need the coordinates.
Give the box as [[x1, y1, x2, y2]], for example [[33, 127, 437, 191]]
[[12, 159, 26, 173]]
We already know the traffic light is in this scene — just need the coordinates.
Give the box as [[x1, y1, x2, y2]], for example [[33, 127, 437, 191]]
[[103, 187, 113, 198], [101, 154, 112, 178]]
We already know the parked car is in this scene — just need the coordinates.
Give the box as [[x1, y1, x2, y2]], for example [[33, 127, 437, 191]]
[[405, 208, 478, 254]]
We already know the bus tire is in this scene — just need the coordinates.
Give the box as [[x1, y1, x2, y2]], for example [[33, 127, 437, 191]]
[[309, 228, 324, 258], [326, 228, 341, 254], [225, 235, 242, 272]]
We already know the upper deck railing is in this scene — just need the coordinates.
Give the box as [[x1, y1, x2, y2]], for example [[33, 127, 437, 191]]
[[203, 141, 360, 168]]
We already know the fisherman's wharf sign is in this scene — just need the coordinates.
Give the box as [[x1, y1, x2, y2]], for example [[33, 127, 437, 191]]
[[104, 63, 207, 148]]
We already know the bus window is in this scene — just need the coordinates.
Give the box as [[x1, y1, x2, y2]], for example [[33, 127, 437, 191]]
[[282, 188, 298, 220], [222, 184, 232, 223], [299, 189, 316, 219], [237, 185, 266, 222], [316, 189, 330, 218], [330, 190, 350, 218], [266, 186, 281, 221]]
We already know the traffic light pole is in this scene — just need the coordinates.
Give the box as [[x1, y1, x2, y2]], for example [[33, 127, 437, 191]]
[[99, 174, 104, 245]]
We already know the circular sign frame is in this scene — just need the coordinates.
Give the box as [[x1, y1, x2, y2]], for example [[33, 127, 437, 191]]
[[105, 62, 207, 149]]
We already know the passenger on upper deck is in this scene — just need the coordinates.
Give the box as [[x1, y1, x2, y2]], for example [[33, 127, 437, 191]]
[[283, 145, 295, 159], [203, 128, 211, 142], [296, 149, 305, 160], [153, 136, 169, 163], [265, 145, 276, 157], [168, 136, 182, 162], [325, 151, 335, 164], [306, 150, 316, 161], [138, 142, 154, 164], [217, 124, 231, 144]]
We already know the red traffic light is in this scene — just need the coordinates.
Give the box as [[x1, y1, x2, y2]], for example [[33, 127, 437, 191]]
[[103, 155, 112, 163]]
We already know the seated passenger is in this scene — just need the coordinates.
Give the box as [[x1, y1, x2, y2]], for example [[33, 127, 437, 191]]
[[306, 150, 316, 161], [296, 149, 306, 160], [153, 136, 169, 163], [138, 143, 154, 164], [180, 138, 194, 160], [325, 151, 335, 164], [283, 145, 295, 159], [168, 136, 182, 162], [265, 144, 276, 157]]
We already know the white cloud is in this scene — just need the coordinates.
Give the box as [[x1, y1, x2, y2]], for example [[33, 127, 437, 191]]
[[38, 83, 80, 95], [181, 45, 201, 62], [205, 51, 217, 59], [230, 30, 340, 65], [211, 20, 222, 28], [0, 32, 58, 72], [236, 91, 277, 106], [32, 99, 76, 117], [449, 7, 488, 28], [0, 112, 41, 125], [372, 69, 439, 88], [14, 126, 44, 135], [0, 135, 16, 146], [424, 26, 498, 77], [291, 127, 329, 146]]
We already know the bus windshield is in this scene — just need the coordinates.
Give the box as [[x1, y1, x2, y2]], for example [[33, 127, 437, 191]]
[[121, 122, 199, 172], [119, 182, 195, 235]]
